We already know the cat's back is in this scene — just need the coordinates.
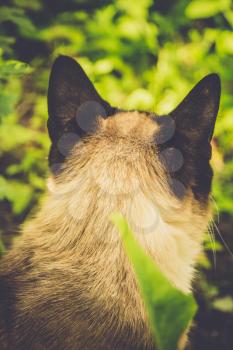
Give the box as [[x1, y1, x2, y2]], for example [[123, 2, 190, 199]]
[[0, 243, 154, 350]]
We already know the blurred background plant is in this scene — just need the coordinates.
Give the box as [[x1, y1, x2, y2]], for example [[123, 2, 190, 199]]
[[0, 0, 232, 349]]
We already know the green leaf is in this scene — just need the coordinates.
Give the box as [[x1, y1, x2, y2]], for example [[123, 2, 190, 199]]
[[0, 6, 37, 37], [13, 0, 42, 11], [0, 60, 32, 79], [216, 31, 233, 55], [0, 176, 32, 214], [0, 90, 17, 118], [0, 239, 5, 256], [204, 238, 223, 252], [212, 296, 233, 312], [185, 0, 231, 19], [111, 213, 197, 350]]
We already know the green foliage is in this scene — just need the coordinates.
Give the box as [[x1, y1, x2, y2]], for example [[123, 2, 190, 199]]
[[0, 175, 32, 214], [112, 213, 197, 350], [0, 54, 32, 118], [0, 5, 37, 39], [185, 0, 231, 19]]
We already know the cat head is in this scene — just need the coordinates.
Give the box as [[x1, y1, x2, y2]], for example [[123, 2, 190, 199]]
[[47, 55, 220, 206]]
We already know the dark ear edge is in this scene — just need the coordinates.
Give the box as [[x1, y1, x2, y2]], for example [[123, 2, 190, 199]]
[[47, 55, 116, 172], [47, 55, 114, 131], [171, 73, 221, 141], [48, 55, 112, 110], [163, 74, 221, 202]]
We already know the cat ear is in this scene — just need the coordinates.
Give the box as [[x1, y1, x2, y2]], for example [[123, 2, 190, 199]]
[[161, 74, 221, 201], [47, 55, 115, 169], [171, 74, 221, 141]]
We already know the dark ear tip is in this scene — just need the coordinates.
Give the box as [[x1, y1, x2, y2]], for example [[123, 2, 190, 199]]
[[194, 73, 221, 102], [201, 73, 221, 89], [52, 55, 78, 69]]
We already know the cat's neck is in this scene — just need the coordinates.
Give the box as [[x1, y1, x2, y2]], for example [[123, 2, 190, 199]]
[[24, 177, 206, 295]]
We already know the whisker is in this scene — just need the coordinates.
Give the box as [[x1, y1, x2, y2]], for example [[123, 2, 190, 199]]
[[210, 195, 220, 224], [212, 220, 233, 259], [207, 220, 217, 269]]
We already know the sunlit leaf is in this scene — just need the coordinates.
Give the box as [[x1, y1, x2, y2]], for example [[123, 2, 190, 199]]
[[111, 213, 197, 350], [0, 60, 32, 79], [0, 176, 33, 214], [185, 0, 231, 19], [212, 296, 233, 312]]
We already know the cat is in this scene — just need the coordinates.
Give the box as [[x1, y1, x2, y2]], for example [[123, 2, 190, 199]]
[[0, 55, 221, 349]]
